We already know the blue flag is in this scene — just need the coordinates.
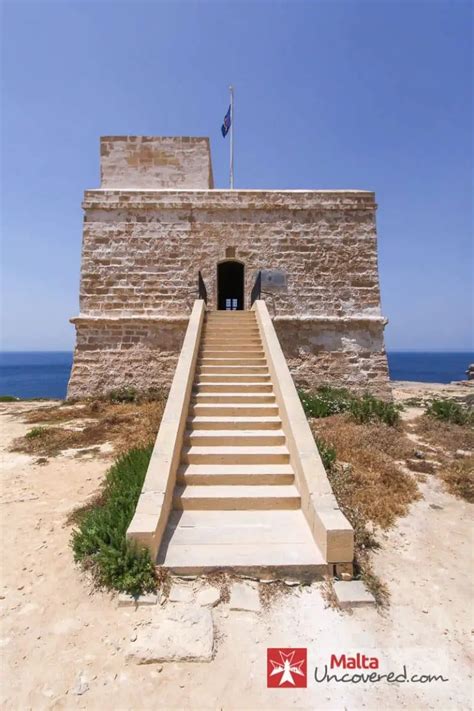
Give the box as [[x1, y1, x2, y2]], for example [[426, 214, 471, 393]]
[[221, 106, 231, 137]]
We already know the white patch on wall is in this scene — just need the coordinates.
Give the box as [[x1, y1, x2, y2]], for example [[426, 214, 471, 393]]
[[341, 337, 359, 352]]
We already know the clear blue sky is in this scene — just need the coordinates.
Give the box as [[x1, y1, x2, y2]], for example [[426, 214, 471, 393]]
[[1, 0, 472, 351]]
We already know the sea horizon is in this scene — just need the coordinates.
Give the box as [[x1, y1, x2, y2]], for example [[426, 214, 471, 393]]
[[0, 350, 473, 400], [2, 349, 474, 353]]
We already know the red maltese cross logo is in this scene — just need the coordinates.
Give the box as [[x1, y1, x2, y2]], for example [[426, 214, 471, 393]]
[[267, 648, 307, 688]]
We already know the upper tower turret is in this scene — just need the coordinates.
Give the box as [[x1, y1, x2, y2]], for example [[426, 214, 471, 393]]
[[99, 136, 214, 189]]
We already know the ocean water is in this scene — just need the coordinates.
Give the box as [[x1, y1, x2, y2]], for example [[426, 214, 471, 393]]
[[0, 352, 73, 399], [0, 351, 472, 400], [387, 352, 473, 384]]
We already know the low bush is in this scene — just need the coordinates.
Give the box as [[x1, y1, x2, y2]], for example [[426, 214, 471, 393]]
[[71, 444, 157, 596], [0, 395, 18, 402], [106, 386, 168, 405], [413, 414, 474, 455], [426, 398, 474, 427], [439, 457, 474, 503], [315, 436, 337, 472], [107, 386, 140, 404], [349, 394, 401, 427], [299, 386, 401, 426], [298, 386, 352, 418], [25, 426, 47, 439]]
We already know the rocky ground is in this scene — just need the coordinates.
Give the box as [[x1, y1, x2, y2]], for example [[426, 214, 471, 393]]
[[0, 383, 473, 710]]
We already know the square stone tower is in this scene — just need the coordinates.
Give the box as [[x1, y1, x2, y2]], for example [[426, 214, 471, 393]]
[[68, 136, 390, 398]]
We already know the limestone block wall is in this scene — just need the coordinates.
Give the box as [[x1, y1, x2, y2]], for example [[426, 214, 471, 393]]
[[274, 317, 389, 395], [78, 190, 382, 317], [69, 185, 390, 399], [100, 136, 214, 189], [68, 317, 187, 399]]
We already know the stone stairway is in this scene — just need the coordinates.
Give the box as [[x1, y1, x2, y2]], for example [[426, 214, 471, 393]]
[[157, 311, 326, 577]]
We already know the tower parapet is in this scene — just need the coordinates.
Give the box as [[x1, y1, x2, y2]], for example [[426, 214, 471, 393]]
[[100, 136, 214, 189]]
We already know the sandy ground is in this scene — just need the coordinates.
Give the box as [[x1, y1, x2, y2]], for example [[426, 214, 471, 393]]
[[1, 386, 473, 710]]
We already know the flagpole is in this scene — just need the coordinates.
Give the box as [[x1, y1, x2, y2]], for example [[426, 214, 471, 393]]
[[229, 85, 234, 189]]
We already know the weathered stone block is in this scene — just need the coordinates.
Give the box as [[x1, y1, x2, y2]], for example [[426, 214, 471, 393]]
[[334, 580, 376, 608], [127, 604, 214, 663]]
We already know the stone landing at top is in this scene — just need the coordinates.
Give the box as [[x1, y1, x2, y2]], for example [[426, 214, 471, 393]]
[[99, 136, 214, 190]]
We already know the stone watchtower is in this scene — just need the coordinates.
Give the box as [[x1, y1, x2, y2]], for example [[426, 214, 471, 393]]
[[68, 136, 390, 399]]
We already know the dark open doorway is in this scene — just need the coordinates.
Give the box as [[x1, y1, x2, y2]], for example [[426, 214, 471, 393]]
[[217, 261, 244, 310]]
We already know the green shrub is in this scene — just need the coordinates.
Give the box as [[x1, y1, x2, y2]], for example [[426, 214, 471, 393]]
[[349, 394, 401, 426], [298, 386, 352, 418], [71, 444, 157, 596], [25, 426, 47, 439], [316, 436, 337, 472], [299, 386, 401, 426], [426, 398, 474, 427], [107, 386, 140, 404], [0, 395, 18, 402], [105, 385, 168, 405]]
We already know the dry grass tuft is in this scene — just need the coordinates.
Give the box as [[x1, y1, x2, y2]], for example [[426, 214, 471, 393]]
[[202, 571, 232, 603], [12, 400, 166, 457], [321, 575, 342, 611], [439, 457, 474, 503], [355, 552, 390, 609], [308, 414, 421, 610], [412, 415, 474, 456], [258, 580, 291, 609], [155, 568, 172, 600], [404, 459, 437, 474], [65, 490, 107, 527], [312, 416, 420, 530]]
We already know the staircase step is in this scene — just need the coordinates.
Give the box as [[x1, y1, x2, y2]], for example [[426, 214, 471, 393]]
[[194, 382, 273, 393], [190, 403, 279, 417], [197, 373, 270, 383], [187, 416, 281, 430], [157, 510, 326, 576], [185, 429, 285, 446], [201, 346, 264, 354], [206, 314, 256, 320], [205, 336, 259, 341], [177, 464, 294, 485], [193, 392, 275, 404], [205, 322, 256, 325], [182, 445, 290, 464], [201, 339, 261, 347], [173, 484, 300, 510], [199, 357, 267, 366], [203, 327, 260, 334], [198, 365, 269, 374], [202, 324, 260, 338], [200, 353, 265, 360], [205, 322, 256, 326], [206, 314, 256, 318], [203, 322, 259, 328]]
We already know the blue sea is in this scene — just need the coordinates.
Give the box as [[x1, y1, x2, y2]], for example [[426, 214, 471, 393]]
[[0, 351, 472, 400]]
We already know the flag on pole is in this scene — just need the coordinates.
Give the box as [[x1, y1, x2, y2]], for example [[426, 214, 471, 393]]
[[221, 106, 231, 137]]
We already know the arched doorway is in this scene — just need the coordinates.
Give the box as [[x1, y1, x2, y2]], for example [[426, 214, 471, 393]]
[[217, 261, 244, 310]]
